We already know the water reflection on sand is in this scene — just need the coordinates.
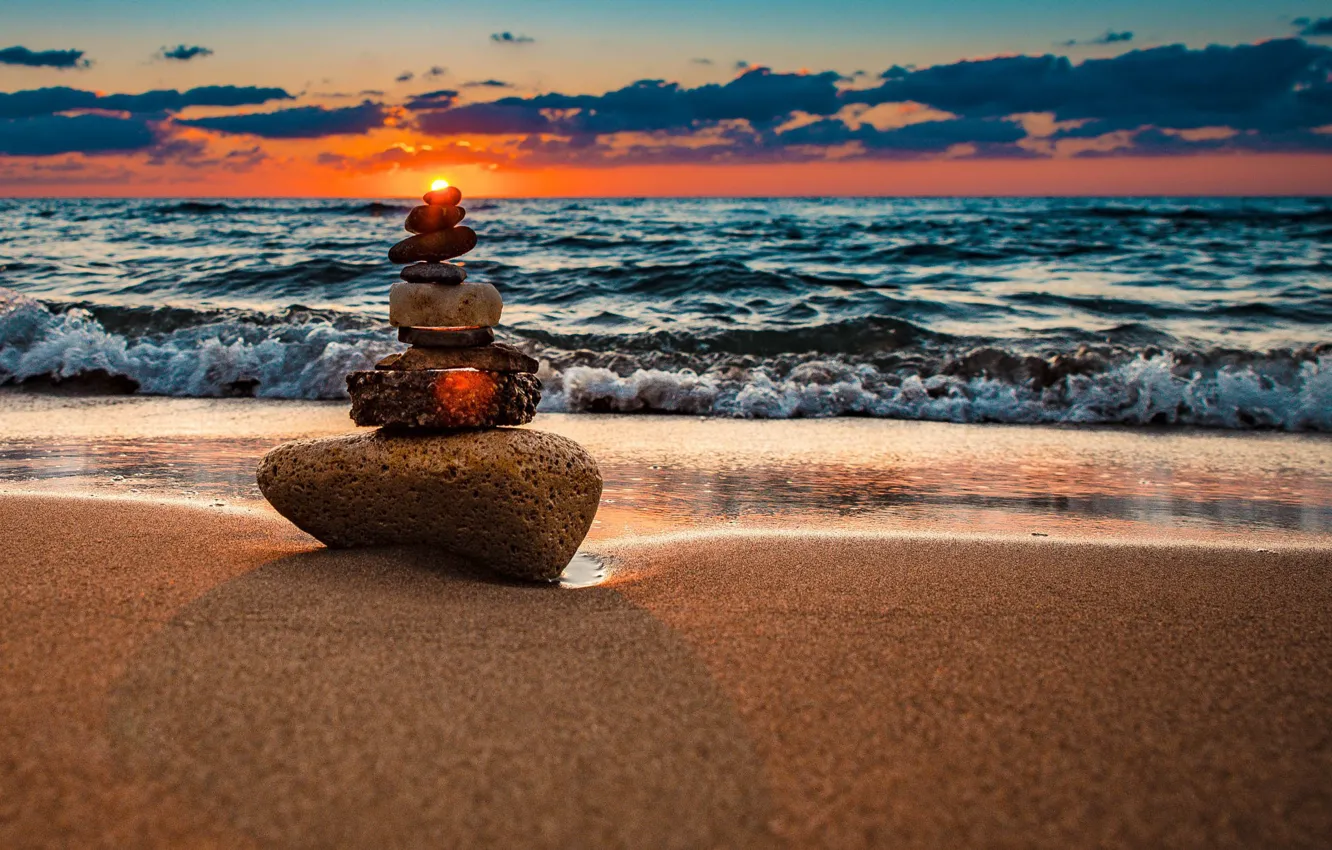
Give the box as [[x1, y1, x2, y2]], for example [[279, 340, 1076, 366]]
[[1, 396, 1328, 544]]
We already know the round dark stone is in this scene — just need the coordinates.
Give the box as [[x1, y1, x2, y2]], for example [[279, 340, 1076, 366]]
[[388, 226, 477, 263], [400, 262, 468, 284], [397, 326, 495, 348], [423, 186, 462, 206], [405, 204, 465, 234]]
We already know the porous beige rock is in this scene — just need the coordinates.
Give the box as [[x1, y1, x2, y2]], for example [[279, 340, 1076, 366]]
[[389, 281, 502, 329], [256, 428, 602, 581]]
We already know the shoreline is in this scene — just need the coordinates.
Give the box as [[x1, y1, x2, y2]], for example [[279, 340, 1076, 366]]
[[2, 392, 1329, 544]]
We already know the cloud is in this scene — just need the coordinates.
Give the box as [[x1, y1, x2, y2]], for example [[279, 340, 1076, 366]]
[[0, 114, 154, 155], [415, 102, 552, 135], [451, 67, 843, 136], [733, 60, 749, 70], [0, 85, 293, 120], [691, 58, 714, 65], [1295, 17, 1332, 37], [776, 115, 1027, 154], [490, 32, 535, 45], [158, 44, 214, 61], [385, 38, 1332, 167], [177, 101, 389, 138], [462, 79, 513, 88], [425, 65, 447, 78], [849, 39, 1332, 134], [318, 141, 499, 173], [0, 45, 90, 69], [395, 71, 414, 83], [403, 89, 459, 110], [1061, 31, 1134, 47]]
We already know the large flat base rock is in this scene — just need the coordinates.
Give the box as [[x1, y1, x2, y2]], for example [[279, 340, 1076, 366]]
[[347, 369, 539, 429], [257, 428, 602, 581]]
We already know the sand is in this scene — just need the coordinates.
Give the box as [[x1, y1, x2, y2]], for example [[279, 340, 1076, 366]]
[[2, 494, 1329, 848]]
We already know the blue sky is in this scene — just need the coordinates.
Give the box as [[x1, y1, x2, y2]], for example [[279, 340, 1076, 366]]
[[2, 0, 1331, 195], [2, 0, 1320, 94]]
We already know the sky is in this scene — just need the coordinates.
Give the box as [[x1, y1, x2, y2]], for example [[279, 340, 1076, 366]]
[[2, 0, 1331, 196]]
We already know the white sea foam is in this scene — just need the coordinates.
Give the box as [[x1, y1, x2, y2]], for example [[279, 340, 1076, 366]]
[[3, 289, 1329, 430], [539, 356, 1332, 430], [0, 289, 396, 399]]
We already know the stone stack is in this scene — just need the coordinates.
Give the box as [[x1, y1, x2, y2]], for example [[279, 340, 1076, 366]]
[[348, 185, 541, 429], [257, 184, 602, 582]]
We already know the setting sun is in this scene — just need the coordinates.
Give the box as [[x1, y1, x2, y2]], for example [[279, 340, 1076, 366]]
[[430, 179, 449, 191]]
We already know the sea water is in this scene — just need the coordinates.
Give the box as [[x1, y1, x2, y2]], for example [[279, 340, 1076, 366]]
[[1, 196, 1328, 430]]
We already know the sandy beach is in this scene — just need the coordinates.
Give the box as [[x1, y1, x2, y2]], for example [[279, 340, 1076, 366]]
[[2, 491, 1329, 848], [0, 395, 1329, 847]]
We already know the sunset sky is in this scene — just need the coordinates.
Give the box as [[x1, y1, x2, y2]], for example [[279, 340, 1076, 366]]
[[2, 0, 1331, 196]]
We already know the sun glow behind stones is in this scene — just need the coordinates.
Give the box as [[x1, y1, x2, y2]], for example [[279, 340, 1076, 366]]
[[431, 179, 449, 191]]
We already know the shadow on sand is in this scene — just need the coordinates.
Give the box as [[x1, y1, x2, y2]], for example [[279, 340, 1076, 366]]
[[109, 546, 771, 848]]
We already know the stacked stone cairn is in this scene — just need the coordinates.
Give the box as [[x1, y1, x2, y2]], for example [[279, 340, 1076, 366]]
[[257, 184, 602, 582]]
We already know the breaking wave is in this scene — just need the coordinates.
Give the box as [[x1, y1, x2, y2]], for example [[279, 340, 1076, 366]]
[[3, 288, 1328, 430]]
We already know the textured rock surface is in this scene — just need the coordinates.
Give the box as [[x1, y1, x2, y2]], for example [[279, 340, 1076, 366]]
[[405, 204, 465, 234], [389, 226, 477, 264], [400, 262, 467, 284], [423, 186, 463, 206], [257, 428, 602, 580], [347, 369, 539, 428], [389, 281, 502, 329], [377, 342, 538, 373]]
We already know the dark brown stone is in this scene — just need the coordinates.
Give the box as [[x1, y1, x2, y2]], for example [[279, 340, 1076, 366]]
[[347, 369, 540, 429], [404, 204, 465, 234], [400, 262, 468, 284], [423, 186, 462, 206], [376, 342, 538, 373], [397, 326, 495, 348], [388, 226, 477, 263]]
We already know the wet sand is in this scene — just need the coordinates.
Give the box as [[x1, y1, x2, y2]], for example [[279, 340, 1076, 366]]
[[3, 392, 1331, 542], [3, 494, 1329, 848]]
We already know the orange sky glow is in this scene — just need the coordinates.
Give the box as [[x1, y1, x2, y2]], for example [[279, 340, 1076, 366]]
[[6, 154, 1330, 198]]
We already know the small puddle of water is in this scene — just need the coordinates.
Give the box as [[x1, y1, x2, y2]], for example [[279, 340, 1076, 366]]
[[559, 552, 610, 588]]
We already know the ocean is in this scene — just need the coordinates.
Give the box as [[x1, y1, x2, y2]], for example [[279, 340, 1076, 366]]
[[1, 196, 1329, 430]]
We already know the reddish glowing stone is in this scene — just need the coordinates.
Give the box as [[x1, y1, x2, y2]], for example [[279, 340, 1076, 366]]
[[347, 369, 539, 429]]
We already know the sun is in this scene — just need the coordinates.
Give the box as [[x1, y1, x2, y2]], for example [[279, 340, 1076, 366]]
[[430, 178, 449, 191]]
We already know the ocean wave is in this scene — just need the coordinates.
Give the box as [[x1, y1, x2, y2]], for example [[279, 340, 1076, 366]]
[[3, 288, 1328, 430], [149, 201, 235, 215], [540, 352, 1332, 430], [1073, 205, 1332, 224], [141, 200, 412, 217], [0, 289, 394, 399]]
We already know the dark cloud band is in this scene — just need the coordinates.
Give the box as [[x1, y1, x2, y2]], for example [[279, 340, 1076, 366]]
[[158, 45, 214, 61], [0, 46, 90, 69], [177, 101, 388, 138], [0, 85, 293, 120]]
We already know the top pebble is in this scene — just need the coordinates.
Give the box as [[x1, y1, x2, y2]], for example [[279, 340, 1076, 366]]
[[424, 186, 462, 206]]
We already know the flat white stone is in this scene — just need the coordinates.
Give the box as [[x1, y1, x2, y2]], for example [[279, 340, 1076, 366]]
[[388, 281, 503, 329]]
